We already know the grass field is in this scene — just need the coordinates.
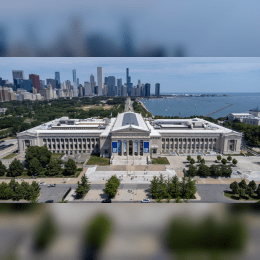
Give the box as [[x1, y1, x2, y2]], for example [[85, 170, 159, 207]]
[[224, 191, 259, 201], [151, 157, 170, 164], [51, 153, 64, 159], [86, 155, 110, 166], [3, 153, 17, 159]]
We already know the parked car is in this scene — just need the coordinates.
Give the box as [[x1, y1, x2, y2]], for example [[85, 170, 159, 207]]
[[141, 199, 150, 203], [48, 184, 56, 187], [39, 182, 46, 186], [101, 198, 111, 203], [45, 200, 54, 203]]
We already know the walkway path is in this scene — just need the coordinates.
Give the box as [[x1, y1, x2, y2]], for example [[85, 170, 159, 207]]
[[204, 104, 233, 117]]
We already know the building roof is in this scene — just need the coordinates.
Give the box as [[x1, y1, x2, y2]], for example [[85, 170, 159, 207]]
[[112, 112, 149, 132]]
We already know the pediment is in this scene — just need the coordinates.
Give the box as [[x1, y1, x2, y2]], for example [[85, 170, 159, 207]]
[[111, 126, 149, 134], [18, 134, 37, 139]]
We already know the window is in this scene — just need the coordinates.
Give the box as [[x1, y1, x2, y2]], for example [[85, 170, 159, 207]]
[[205, 138, 208, 142], [166, 138, 169, 141], [188, 139, 191, 142], [91, 138, 94, 142], [79, 145, 82, 149], [84, 144, 86, 149], [175, 144, 177, 148], [74, 138, 77, 142], [179, 144, 181, 148], [48, 139, 51, 142], [166, 144, 169, 148], [214, 138, 217, 142], [53, 145, 55, 149], [92, 144, 94, 148], [162, 144, 165, 148], [175, 138, 178, 142], [83, 138, 86, 141], [65, 139, 68, 142], [88, 144, 90, 149], [209, 138, 212, 142], [162, 138, 165, 142], [183, 138, 186, 142], [170, 144, 173, 148], [170, 138, 173, 141], [52, 139, 55, 142], [196, 139, 199, 142], [70, 138, 73, 142], [43, 139, 46, 142], [205, 144, 207, 148], [56, 139, 59, 142], [96, 138, 98, 142], [57, 145, 60, 149], [196, 144, 198, 148], [75, 145, 77, 149], [200, 144, 203, 148], [192, 144, 195, 148], [78, 139, 81, 142], [66, 145, 68, 149], [87, 138, 90, 142], [70, 145, 73, 149]]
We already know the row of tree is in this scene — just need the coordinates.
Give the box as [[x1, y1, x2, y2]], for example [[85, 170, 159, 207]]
[[188, 164, 232, 177], [187, 155, 237, 166], [150, 174, 197, 201], [230, 180, 260, 199], [0, 179, 40, 201]]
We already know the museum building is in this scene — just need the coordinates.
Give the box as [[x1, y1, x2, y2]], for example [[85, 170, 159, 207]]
[[17, 111, 242, 157]]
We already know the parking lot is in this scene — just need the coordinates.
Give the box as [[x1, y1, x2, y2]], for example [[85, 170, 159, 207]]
[[37, 184, 77, 203]]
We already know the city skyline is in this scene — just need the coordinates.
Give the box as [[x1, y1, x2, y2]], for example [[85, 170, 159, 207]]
[[1, 57, 260, 93]]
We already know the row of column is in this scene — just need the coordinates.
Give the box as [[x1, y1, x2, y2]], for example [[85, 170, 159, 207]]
[[117, 140, 143, 156]]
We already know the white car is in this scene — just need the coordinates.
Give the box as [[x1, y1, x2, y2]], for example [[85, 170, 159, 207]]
[[141, 199, 150, 203], [39, 182, 46, 186]]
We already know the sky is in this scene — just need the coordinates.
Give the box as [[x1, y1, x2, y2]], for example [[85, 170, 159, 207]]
[[0, 57, 260, 93], [1, 0, 260, 56]]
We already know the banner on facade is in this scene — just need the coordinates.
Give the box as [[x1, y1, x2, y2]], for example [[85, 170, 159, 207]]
[[112, 142, 117, 153], [144, 142, 149, 153], [124, 141, 127, 153], [135, 141, 138, 153], [118, 140, 121, 153]]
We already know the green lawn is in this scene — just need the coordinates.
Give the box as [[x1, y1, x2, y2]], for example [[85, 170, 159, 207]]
[[86, 155, 110, 166], [224, 191, 259, 201], [3, 153, 17, 159], [51, 153, 64, 159], [152, 157, 170, 164]]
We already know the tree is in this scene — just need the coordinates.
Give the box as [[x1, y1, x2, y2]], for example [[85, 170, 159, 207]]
[[200, 159, 205, 165], [64, 158, 77, 176], [7, 159, 24, 177], [183, 177, 197, 199], [221, 166, 232, 178], [256, 185, 260, 198], [46, 159, 62, 176], [209, 165, 220, 177], [230, 181, 239, 194], [198, 164, 210, 177], [190, 158, 195, 165], [76, 175, 91, 198], [248, 180, 256, 191], [28, 158, 42, 176], [187, 165, 197, 177], [221, 158, 227, 165], [197, 155, 201, 163], [187, 155, 191, 162], [217, 155, 222, 162], [104, 175, 120, 198], [25, 146, 52, 168], [227, 156, 232, 162], [0, 161, 6, 176], [150, 176, 159, 199], [239, 180, 247, 190], [238, 188, 245, 199], [245, 186, 254, 197], [232, 159, 238, 166], [170, 175, 181, 199]]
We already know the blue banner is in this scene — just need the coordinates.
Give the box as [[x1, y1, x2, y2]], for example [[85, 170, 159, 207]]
[[144, 142, 149, 153], [135, 141, 138, 153], [124, 141, 127, 153], [112, 142, 117, 153], [118, 140, 121, 153]]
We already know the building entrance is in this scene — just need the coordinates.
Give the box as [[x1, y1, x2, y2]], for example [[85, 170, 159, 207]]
[[129, 140, 133, 156]]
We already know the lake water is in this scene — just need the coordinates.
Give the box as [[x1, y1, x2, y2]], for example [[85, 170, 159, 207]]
[[138, 93, 260, 119]]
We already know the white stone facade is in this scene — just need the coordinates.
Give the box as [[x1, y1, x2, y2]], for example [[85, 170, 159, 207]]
[[17, 112, 242, 157]]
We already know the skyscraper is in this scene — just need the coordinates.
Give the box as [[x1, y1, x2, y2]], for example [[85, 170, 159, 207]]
[[29, 74, 40, 93], [12, 70, 25, 83], [21, 79, 33, 93], [84, 82, 92, 96], [72, 69, 76, 83], [155, 83, 160, 96], [144, 83, 150, 97], [97, 67, 103, 96], [126, 68, 132, 96], [46, 79, 56, 89], [90, 74, 95, 93], [55, 72, 60, 88], [117, 78, 122, 96], [40, 80, 45, 89], [107, 76, 116, 96], [77, 78, 79, 86]]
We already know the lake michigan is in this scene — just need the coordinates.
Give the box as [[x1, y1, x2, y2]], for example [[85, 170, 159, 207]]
[[138, 93, 260, 119]]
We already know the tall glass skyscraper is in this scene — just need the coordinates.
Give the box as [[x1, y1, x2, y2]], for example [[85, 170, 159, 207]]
[[155, 83, 160, 96], [117, 78, 122, 96], [97, 67, 103, 96], [55, 72, 60, 89], [145, 83, 150, 97], [126, 68, 132, 96], [107, 76, 116, 96], [72, 69, 76, 83]]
